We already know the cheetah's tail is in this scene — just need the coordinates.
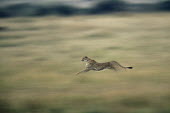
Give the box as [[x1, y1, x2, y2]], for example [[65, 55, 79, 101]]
[[126, 67, 133, 69]]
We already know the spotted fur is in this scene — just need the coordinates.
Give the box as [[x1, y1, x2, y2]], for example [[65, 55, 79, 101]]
[[76, 56, 133, 75]]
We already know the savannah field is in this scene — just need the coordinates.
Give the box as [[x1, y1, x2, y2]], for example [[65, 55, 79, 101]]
[[0, 13, 170, 113]]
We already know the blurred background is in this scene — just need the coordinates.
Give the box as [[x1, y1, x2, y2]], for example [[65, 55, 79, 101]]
[[0, 0, 170, 113], [1, 0, 170, 17]]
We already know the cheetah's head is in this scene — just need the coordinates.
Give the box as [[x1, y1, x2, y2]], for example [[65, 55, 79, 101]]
[[81, 56, 89, 62]]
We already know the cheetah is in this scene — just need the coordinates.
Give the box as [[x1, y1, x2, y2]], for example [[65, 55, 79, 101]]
[[76, 56, 133, 75]]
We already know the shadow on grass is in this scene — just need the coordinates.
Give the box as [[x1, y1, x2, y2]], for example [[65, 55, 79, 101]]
[[0, 43, 26, 47], [119, 96, 150, 108], [0, 98, 13, 113], [0, 35, 25, 40], [81, 33, 112, 40]]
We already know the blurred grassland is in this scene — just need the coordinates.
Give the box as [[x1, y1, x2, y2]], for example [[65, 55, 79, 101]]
[[0, 13, 170, 113]]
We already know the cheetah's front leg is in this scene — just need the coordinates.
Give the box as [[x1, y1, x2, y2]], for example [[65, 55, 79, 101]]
[[76, 68, 91, 75]]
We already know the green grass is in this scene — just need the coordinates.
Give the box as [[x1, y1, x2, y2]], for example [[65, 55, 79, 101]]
[[0, 13, 170, 113]]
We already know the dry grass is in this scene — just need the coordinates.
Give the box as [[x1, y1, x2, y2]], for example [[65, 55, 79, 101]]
[[0, 13, 170, 113]]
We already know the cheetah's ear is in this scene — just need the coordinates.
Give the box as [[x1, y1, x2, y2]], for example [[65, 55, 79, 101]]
[[84, 56, 88, 58]]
